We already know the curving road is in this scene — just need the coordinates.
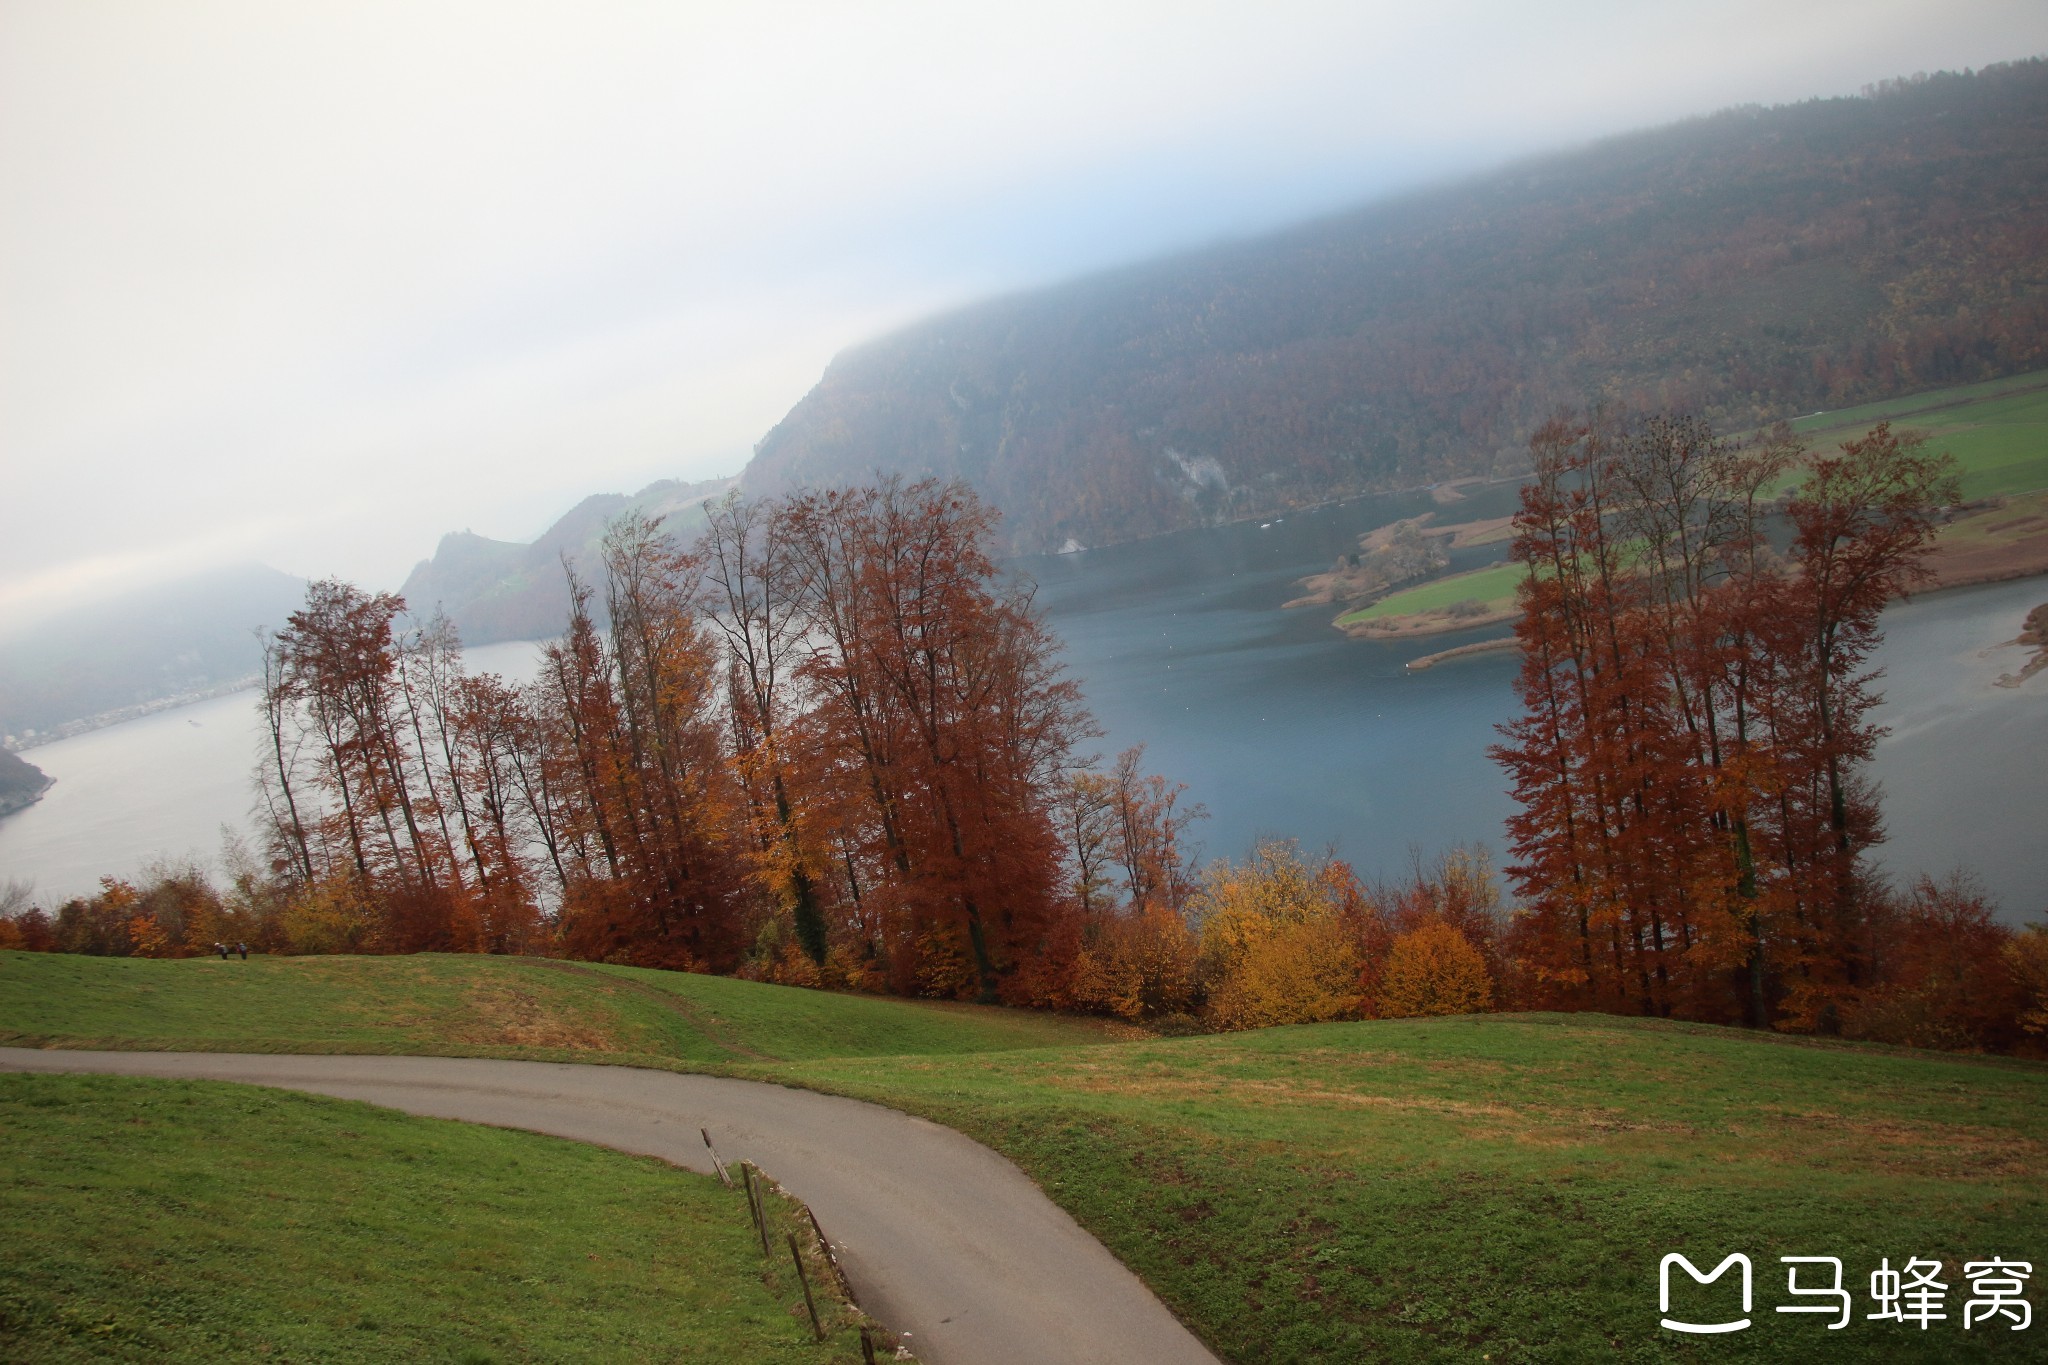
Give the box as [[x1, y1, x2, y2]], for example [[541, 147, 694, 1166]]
[[0, 1049, 1218, 1365]]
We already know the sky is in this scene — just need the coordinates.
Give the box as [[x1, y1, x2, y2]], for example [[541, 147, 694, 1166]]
[[3, 0, 2044, 634]]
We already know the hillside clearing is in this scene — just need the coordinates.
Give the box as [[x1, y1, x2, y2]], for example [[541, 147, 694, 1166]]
[[753, 1013, 2048, 1363], [5, 952, 2043, 1361]]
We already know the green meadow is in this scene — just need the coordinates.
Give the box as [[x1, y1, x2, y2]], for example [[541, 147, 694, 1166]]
[[754, 1014, 2047, 1363], [1337, 561, 1526, 625], [0, 950, 1115, 1064], [1792, 369, 2048, 501], [4, 952, 2044, 1362], [0, 1069, 874, 1363]]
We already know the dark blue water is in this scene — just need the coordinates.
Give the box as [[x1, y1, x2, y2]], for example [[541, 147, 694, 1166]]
[[1029, 485, 1526, 880], [1028, 487, 2048, 923]]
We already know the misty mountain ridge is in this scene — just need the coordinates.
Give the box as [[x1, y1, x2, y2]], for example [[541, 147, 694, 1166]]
[[397, 475, 733, 645], [0, 476, 731, 740], [741, 60, 2048, 551], [0, 563, 307, 742], [20, 61, 2048, 733]]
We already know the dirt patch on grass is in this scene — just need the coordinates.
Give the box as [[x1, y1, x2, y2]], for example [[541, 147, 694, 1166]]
[[1341, 605, 1519, 640], [1428, 514, 1517, 549], [454, 978, 621, 1051], [522, 959, 774, 1060], [1046, 1068, 1521, 1121], [1751, 1109, 2048, 1180], [1926, 498, 2048, 589]]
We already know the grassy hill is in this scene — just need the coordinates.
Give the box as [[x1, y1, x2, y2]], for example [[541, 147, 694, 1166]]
[[0, 952, 1119, 1063], [1, 1072, 872, 1363], [1336, 562, 1526, 628], [745, 62, 2048, 555], [1791, 371, 2048, 502], [5, 952, 2042, 1362]]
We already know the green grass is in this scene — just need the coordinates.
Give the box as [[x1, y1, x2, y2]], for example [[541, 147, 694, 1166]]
[[0, 951, 1120, 1064], [1789, 369, 2048, 434], [0, 1071, 871, 1363], [748, 1015, 2048, 1363], [1337, 562, 1527, 625], [574, 961, 1123, 1060], [9, 953, 2047, 1362], [1791, 370, 2048, 502]]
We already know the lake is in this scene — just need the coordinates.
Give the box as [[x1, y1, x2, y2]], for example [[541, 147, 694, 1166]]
[[3, 493, 2044, 923]]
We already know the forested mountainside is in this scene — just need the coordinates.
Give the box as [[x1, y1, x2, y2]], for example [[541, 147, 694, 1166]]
[[743, 61, 2048, 553], [397, 476, 731, 644], [0, 563, 306, 741]]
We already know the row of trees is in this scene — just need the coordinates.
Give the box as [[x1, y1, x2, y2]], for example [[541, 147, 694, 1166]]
[[233, 479, 1142, 1002], [0, 836, 1520, 1029], [0, 475, 1533, 1025], [16, 827, 2039, 1051], [1486, 410, 2046, 1044]]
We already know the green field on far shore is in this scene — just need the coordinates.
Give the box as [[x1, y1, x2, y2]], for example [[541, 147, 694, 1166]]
[[1337, 561, 1526, 625], [1791, 370, 2048, 501], [5, 951, 2043, 1363], [1335, 371, 2048, 634]]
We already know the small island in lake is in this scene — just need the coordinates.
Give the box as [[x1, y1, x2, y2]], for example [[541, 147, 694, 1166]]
[[1994, 601, 2048, 689], [1289, 514, 1522, 624], [0, 748, 54, 818]]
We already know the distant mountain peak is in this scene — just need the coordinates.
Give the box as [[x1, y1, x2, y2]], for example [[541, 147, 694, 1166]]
[[400, 474, 734, 645]]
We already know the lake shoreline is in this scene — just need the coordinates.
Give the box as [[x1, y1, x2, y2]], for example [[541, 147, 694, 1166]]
[[1399, 571, 2048, 674], [1406, 637, 1520, 670]]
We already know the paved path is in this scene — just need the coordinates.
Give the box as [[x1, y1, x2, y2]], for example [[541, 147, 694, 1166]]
[[0, 1049, 1218, 1365]]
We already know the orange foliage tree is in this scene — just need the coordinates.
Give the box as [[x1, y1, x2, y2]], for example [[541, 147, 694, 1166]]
[[1492, 411, 1963, 1032]]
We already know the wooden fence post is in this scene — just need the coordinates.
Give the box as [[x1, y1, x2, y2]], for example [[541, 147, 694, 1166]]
[[700, 1128, 732, 1189], [740, 1163, 771, 1255], [788, 1232, 825, 1341]]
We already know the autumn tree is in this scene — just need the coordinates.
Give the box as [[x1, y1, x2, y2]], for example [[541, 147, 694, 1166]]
[[523, 518, 755, 970], [1492, 410, 1958, 1032], [1756, 423, 1959, 1030], [1196, 840, 1362, 1030], [267, 579, 473, 948], [698, 490, 832, 965], [775, 477, 1095, 1002]]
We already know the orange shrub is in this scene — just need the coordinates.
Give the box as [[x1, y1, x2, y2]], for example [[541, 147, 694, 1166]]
[[1073, 903, 1198, 1020], [1206, 916, 1361, 1031], [1378, 920, 1494, 1018]]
